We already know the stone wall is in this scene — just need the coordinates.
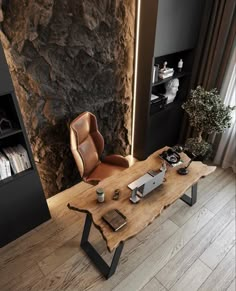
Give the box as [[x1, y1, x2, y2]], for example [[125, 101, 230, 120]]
[[0, 0, 135, 197]]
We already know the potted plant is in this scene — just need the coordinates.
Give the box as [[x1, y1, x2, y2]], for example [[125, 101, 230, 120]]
[[182, 85, 234, 159]]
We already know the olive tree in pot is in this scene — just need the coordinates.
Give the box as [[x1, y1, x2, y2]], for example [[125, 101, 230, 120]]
[[182, 86, 234, 159]]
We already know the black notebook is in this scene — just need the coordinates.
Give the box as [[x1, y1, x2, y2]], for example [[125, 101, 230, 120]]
[[102, 209, 127, 232]]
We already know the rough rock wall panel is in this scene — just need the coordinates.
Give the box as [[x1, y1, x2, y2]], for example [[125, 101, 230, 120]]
[[0, 0, 135, 197]]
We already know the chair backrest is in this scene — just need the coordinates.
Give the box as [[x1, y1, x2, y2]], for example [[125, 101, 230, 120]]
[[70, 112, 104, 178]]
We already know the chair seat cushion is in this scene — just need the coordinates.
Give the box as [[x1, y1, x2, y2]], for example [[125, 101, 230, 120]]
[[85, 162, 127, 182]]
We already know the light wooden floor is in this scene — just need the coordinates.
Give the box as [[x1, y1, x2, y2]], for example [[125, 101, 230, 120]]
[[0, 167, 235, 291]]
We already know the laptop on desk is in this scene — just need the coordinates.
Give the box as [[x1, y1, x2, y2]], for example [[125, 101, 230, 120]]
[[128, 169, 166, 198], [137, 170, 165, 197]]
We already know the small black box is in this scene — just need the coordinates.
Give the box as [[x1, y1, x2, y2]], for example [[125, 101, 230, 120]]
[[150, 94, 167, 114]]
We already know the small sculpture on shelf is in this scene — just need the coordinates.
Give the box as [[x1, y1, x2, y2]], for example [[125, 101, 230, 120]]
[[164, 78, 179, 104], [158, 61, 174, 79]]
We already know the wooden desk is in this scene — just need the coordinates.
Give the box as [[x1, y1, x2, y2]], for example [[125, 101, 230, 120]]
[[68, 147, 216, 279]]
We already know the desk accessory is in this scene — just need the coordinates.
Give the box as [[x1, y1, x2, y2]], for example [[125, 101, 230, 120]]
[[102, 209, 127, 231], [137, 164, 166, 198], [96, 188, 105, 202], [177, 153, 196, 175], [130, 187, 140, 204], [129, 163, 167, 202], [113, 189, 120, 200], [159, 148, 183, 167]]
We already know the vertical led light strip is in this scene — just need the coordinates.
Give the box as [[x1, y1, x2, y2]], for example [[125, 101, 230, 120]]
[[131, 0, 141, 156]]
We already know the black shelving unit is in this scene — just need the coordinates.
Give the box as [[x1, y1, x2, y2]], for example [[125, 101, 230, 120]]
[[0, 43, 50, 247], [133, 49, 194, 160], [147, 50, 194, 155]]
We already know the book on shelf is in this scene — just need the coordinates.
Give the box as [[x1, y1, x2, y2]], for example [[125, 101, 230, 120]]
[[1, 144, 31, 175], [158, 72, 174, 79], [102, 209, 127, 231], [158, 67, 174, 79], [0, 152, 11, 180]]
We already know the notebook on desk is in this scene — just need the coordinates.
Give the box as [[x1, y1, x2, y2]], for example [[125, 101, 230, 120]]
[[102, 209, 127, 232]]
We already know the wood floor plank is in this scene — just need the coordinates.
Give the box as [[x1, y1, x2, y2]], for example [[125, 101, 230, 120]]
[[0, 214, 86, 288], [156, 197, 235, 290], [38, 223, 106, 275], [112, 207, 214, 291], [170, 168, 234, 227], [86, 219, 179, 291], [0, 208, 83, 265], [198, 246, 235, 291], [200, 219, 235, 270], [31, 235, 140, 291], [0, 263, 44, 291], [136, 200, 183, 241], [169, 259, 211, 291], [34, 219, 178, 291], [0, 256, 36, 289], [141, 277, 167, 291], [226, 279, 236, 291], [204, 179, 236, 214]]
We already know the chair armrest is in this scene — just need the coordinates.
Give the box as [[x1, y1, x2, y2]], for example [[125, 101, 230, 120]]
[[102, 154, 129, 168]]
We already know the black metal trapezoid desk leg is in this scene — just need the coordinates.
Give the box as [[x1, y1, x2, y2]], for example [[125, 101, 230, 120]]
[[180, 183, 198, 206], [80, 213, 124, 279]]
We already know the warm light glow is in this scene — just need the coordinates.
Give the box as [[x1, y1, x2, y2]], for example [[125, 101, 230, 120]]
[[131, 0, 141, 156]]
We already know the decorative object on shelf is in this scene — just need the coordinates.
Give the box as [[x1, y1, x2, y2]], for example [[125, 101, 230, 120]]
[[0, 117, 12, 134], [158, 61, 174, 79], [152, 64, 159, 84], [164, 78, 179, 104], [0, 109, 12, 134], [178, 59, 183, 72], [96, 188, 105, 202], [182, 86, 235, 158]]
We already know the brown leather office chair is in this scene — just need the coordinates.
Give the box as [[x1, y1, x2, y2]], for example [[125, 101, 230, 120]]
[[70, 112, 129, 183]]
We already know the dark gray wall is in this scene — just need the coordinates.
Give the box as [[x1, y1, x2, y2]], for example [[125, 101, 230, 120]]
[[154, 0, 205, 57], [0, 43, 13, 94]]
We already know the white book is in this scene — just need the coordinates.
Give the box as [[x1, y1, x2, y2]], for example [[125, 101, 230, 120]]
[[9, 147, 22, 173], [0, 152, 11, 179], [15, 144, 31, 170], [0, 154, 5, 180], [12, 146, 25, 171], [2, 147, 18, 174], [158, 72, 174, 79]]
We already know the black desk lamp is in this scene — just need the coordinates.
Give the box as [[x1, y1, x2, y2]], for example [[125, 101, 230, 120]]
[[177, 157, 194, 175], [172, 145, 196, 176]]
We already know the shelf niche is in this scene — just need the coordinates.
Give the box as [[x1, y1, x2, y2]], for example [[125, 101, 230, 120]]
[[0, 92, 51, 247]]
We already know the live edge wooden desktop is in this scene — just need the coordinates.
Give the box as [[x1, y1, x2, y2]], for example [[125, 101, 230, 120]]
[[67, 147, 216, 279]]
